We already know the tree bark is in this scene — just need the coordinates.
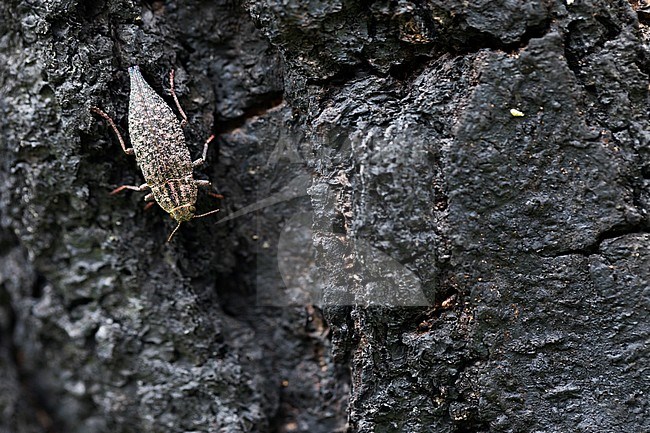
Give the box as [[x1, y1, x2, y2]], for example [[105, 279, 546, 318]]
[[1, 0, 648, 432]]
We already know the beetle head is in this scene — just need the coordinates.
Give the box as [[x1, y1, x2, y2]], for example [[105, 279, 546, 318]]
[[166, 207, 220, 243], [170, 204, 196, 222]]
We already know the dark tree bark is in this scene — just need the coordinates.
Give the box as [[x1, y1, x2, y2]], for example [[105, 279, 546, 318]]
[[1, 1, 648, 432]]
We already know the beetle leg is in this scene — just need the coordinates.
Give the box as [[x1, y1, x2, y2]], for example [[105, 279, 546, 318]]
[[192, 134, 215, 168], [144, 192, 154, 202], [110, 183, 150, 196], [195, 180, 223, 198], [90, 106, 135, 156], [169, 69, 189, 128]]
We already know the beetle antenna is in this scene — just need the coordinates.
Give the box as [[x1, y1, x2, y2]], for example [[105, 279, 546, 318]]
[[167, 210, 219, 242], [193, 209, 220, 219], [167, 222, 182, 242]]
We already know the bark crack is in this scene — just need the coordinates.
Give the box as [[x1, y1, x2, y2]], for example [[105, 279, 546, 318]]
[[541, 224, 650, 258], [0, 267, 62, 433], [214, 91, 285, 135]]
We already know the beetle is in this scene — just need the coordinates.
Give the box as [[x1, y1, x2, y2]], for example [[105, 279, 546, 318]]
[[91, 66, 219, 241]]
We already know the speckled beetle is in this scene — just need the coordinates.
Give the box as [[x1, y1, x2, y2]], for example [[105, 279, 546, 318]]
[[91, 66, 219, 241]]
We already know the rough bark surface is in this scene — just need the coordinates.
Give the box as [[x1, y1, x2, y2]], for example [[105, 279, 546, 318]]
[[0, 1, 648, 432]]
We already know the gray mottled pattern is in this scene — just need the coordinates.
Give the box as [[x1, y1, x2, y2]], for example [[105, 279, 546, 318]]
[[127, 65, 196, 217]]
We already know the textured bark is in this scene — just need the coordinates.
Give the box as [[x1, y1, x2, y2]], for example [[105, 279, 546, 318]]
[[1, 0, 648, 432]]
